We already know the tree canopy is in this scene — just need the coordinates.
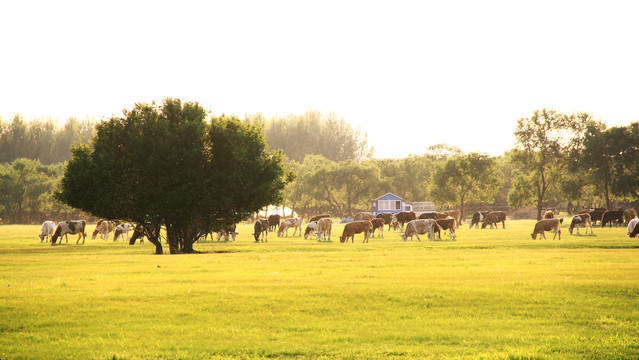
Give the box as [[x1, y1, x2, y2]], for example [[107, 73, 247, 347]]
[[55, 99, 292, 254]]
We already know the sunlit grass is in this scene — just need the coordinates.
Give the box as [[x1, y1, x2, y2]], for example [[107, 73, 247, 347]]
[[1, 220, 638, 359]]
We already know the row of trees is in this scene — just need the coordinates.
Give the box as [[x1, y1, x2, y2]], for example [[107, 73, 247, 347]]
[[0, 116, 94, 164]]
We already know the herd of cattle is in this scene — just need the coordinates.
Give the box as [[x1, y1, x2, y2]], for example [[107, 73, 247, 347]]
[[38, 208, 639, 245]]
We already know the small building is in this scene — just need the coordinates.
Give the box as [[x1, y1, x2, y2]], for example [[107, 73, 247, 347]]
[[371, 192, 411, 215]]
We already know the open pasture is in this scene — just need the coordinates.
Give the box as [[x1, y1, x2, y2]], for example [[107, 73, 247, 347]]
[[1, 220, 639, 359]]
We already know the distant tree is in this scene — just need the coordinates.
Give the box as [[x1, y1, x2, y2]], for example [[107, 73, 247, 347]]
[[0, 158, 62, 223], [56, 99, 292, 254], [252, 110, 375, 163], [0, 115, 94, 164], [424, 143, 462, 161], [512, 109, 592, 220], [373, 155, 433, 202], [430, 153, 501, 221], [294, 157, 382, 216], [607, 123, 639, 199]]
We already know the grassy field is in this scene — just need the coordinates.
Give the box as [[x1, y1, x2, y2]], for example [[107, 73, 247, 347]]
[[1, 220, 638, 360]]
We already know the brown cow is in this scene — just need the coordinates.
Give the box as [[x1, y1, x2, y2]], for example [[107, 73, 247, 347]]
[[435, 217, 456, 240], [601, 210, 624, 227], [395, 211, 417, 230], [339, 220, 373, 243], [315, 218, 332, 241], [267, 214, 281, 232], [370, 218, 385, 238], [543, 210, 554, 219], [531, 218, 561, 240], [481, 211, 507, 229], [376, 213, 397, 230], [353, 212, 374, 221], [568, 213, 592, 235], [309, 213, 331, 223], [51, 220, 87, 244], [443, 210, 461, 227], [623, 209, 637, 224], [91, 219, 116, 241]]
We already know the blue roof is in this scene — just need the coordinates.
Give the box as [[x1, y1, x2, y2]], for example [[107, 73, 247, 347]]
[[375, 192, 405, 201]]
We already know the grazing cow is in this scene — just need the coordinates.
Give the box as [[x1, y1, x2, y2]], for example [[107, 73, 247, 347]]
[[623, 209, 637, 224], [39, 220, 56, 243], [418, 212, 437, 220], [315, 218, 333, 241], [339, 220, 373, 243], [443, 210, 461, 227], [113, 223, 131, 242], [588, 208, 607, 225], [481, 211, 507, 229], [468, 211, 489, 229], [253, 219, 269, 242], [400, 219, 437, 242], [435, 217, 456, 240], [304, 221, 318, 239], [627, 218, 639, 238], [277, 217, 302, 237], [376, 213, 397, 230], [568, 213, 593, 235], [543, 210, 555, 219], [91, 220, 116, 241], [370, 218, 385, 238], [215, 224, 238, 242], [309, 214, 331, 223], [353, 212, 374, 221], [128, 224, 145, 245], [601, 210, 624, 227], [395, 211, 417, 230], [267, 214, 281, 232], [51, 220, 87, 244], [530, 218, 561, 240]]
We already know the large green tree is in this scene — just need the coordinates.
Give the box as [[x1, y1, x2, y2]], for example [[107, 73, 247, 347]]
[[512, 109, 592, 220], [430, 152, 501, 222], [56, 99, 291, 254]]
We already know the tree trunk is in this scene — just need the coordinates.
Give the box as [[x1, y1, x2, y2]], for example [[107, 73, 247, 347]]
[[147, 236, 163, 254]]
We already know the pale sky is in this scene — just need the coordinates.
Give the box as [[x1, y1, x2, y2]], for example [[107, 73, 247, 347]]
[[2, 0, 638, 158]]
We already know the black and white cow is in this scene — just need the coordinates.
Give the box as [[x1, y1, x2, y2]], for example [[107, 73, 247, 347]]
[[468, 211, 489, 229], [253, 219, 269, 242]]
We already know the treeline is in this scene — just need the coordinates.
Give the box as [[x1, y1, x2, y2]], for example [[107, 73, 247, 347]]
[[0, 115, 94, 164], [1, 109, 638, 223]]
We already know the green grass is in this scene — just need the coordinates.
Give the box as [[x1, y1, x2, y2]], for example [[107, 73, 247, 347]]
[[1, 220, 638, 359]]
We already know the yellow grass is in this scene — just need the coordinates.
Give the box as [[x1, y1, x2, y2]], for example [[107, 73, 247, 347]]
[[1, 220, 638, 359]]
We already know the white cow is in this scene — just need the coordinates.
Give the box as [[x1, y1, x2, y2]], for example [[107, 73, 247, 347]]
[[627, 218, 639, 237], [277, 217, 302, 237], [400, 219, 437, 242], [39, 221, 56, 243], [113, 223, 130, 242]]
